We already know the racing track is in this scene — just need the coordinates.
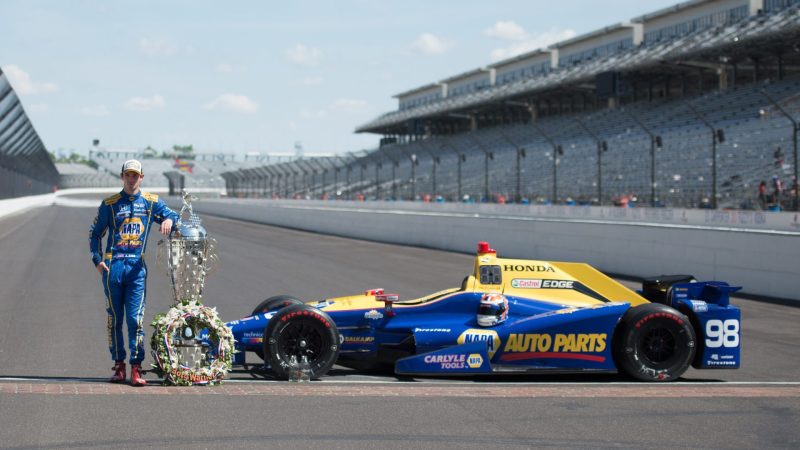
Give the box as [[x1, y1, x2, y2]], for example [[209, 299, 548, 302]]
[[0, 195, 798, 449]]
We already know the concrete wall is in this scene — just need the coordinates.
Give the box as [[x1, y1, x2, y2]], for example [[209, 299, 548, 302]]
[[191, 199, 800, 302]]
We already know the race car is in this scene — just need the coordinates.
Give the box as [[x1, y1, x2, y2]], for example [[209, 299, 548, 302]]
[[210, 242, 741, 382]]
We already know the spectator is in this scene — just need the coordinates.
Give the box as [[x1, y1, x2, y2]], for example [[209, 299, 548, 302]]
[[772, 175, 783, 207], [774, 147, 785, 168], [758, 181, 767, 210]]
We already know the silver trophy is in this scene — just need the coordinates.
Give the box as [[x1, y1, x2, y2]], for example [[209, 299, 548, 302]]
[[156, 190, 219, 370], [157, 190, 219, 305]]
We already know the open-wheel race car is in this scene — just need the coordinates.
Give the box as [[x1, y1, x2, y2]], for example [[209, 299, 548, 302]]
[[205, 242, 742, 382]]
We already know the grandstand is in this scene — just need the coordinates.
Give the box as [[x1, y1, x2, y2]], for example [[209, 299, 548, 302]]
[[55, 163, 118, 188], [0, 67, 57, 199], [221, 0, 800, 211]]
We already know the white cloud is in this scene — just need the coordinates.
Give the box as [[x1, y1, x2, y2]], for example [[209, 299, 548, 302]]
[[28, 104, 49, 113], [484, 21, 528, 41], [489, 27, 576, 62], [78, 105, 110, 116], [333, 98, 367, 113], [216, 63, 234, 73], [411, 33, 451, 55], [292, 76, 324, 86], [139, 38, 177, 57], [124, 95, 165, 111], [203, 94, 258, 113], [1, 64, 59, 95], [285, 44, 322, 66]]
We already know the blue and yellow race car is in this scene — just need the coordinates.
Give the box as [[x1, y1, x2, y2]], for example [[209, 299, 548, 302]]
[[218, 242, 741, 382]]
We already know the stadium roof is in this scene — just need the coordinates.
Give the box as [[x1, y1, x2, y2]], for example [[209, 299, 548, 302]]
[[552, 22, 634, 48], [356, 4, 800, 135], [487, 49, 551, 69], [631, 0, 730, 23], [393, 82, 442, 99]]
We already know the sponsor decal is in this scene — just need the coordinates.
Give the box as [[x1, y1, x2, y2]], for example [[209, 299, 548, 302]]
[[343, 336, 375, 344], [689, 300, 708, 312], [635, 312, 682, 329], [467, 353, 483, 368], [314, 300, 333, 308], [511, 279, 574, 289], [423, 353, 466, 369], [414, 328, 451, 333], [511, 279, 541, 288], [706, 360, 737, 366], [120, 217, 144, 241], [457, 329, 500, 359], [500, 333, 607, 362], [280, 310, 331, 328], [503, 264, 555, 272], [364, 310, 384, 320]]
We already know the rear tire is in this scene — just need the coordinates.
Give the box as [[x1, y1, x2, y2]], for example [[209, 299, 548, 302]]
[[613, 303, 696, 382], [264, 304, 339, 380]]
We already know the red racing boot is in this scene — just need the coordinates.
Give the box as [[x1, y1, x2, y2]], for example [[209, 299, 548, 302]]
[[130, 364, 147, 387], [109, 361, 126, 383]]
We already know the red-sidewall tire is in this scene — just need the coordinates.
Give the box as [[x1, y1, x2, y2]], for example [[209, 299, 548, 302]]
[[251, 295, 304, 316], [613, 303, 696, 382], [264, 304, 339, 380]]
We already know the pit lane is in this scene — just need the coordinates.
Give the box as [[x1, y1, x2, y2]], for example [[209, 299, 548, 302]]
[[0, 197, 798, 449]]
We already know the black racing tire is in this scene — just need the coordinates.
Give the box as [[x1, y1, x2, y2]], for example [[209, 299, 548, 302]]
[[263, 304, 340, 380], [251, 295, 304, 316], [613, 303, 696, 382], [252, 296, 304, 361]]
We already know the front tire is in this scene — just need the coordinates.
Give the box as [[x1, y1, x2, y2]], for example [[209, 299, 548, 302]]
[[252, 295, 304, 316], [613, 303, 696, 382], [264, 304, 340, 380]]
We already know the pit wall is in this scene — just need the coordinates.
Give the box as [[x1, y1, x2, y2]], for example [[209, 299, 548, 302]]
[[191, 199, 799, 302]]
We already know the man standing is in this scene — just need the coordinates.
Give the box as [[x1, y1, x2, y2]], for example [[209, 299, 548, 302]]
[[89, 160, 180, 386]]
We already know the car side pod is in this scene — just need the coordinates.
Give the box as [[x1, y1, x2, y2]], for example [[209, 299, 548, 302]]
[[394, 341, 493, 376], [669, 281, 743, 370]]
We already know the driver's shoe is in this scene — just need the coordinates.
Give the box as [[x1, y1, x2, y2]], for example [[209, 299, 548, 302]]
[[130, 364, 147, 387], [109, 361, 126, 383]]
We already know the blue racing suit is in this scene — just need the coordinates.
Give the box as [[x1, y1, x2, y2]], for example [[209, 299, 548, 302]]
[[89, 190, 180, 365]]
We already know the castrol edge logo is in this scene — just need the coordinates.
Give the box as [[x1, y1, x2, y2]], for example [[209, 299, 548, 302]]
[[457, 329, 500, 359], [511, 279, 574, 289]]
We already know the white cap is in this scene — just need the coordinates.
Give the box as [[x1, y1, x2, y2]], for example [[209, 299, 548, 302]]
[[121, 159, 143, 175]]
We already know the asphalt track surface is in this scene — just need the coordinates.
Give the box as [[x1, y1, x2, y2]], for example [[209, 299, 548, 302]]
[[0, 195, 798, 449]]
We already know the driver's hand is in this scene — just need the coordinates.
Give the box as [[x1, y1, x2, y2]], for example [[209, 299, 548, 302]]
[[160, 219, 173, 236], [96, 262, 109, 274]]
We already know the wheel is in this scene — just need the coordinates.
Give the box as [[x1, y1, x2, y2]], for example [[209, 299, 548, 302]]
[[613, 303, 696, 382], [252, 296, 305, 361], [251, 295, 304, 316], [263, 304, 340, 380]]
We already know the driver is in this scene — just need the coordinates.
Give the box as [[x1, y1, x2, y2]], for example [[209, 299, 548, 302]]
[[477, 293, 509, 327], [89, 159, 180, 386]]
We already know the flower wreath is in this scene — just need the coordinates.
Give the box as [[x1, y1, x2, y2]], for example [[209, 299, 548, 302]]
[[150, 299, 235, 386]]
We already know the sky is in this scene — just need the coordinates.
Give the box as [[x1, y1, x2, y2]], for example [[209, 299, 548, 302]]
[[1, 0, 680, 158]]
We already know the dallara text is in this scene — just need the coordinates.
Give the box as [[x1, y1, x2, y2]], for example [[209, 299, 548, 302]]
[[207, 242, 741, 382]]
